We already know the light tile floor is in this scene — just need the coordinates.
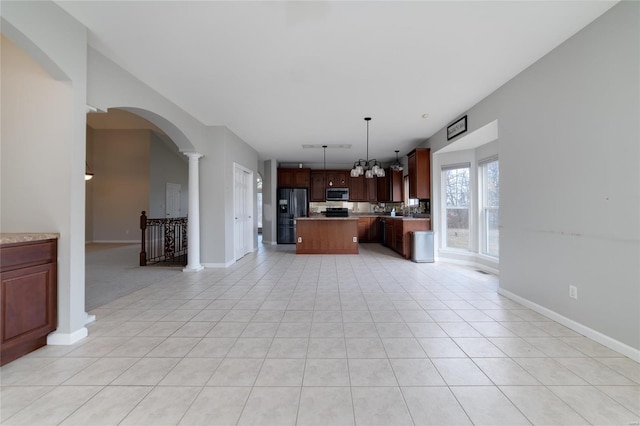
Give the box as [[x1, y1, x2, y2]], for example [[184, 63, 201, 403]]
[[2, 242, 639, 425]]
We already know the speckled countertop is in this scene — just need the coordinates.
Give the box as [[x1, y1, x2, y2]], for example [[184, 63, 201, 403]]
[[383, 216, 431, 221], [304, 215, 429, 221], [297, 217, 357, 221], [0, 233, 60, 245]]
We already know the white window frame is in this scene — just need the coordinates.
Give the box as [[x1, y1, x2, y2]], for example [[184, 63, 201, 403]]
[[479, 156, 499, 258]]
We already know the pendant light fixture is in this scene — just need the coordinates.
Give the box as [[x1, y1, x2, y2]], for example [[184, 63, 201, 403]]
[[85, 161, 94, 181], [322, 145, 327, 170], [322, 145, 327, 185], [390, 150, 403, 171], [350, 117, 385, 179]]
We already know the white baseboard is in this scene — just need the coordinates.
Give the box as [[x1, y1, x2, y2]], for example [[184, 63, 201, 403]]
[[262, 240, 277, 245], [85, 313, 96, 325], [47, 327, 88, 345], [437, 256, 499, 276], [202, 260, 235, 268], [498, 288, 640, 362], [91, 240, 138, 244]]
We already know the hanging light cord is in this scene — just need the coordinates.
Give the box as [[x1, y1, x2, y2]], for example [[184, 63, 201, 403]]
[[366, 118, 369, 162]]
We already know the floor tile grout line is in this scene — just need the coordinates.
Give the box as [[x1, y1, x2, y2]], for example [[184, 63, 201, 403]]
[[4, 243, 639, 424]]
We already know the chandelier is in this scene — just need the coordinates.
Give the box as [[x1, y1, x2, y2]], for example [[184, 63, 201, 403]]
[[390, 150, 403, 171], [350, 117, 385, 179]]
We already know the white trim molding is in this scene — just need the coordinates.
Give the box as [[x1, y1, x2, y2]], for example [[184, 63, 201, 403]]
[[437, 250, 499, 275], [47, 327, 88, 345], [91, 240, 138, 244], [202, 260, 235, 268], [499, 288, 640, 362]]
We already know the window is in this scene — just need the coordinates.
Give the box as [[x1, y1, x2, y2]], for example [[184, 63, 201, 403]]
[[442, 164, 470, 249], [480, 158, 499, 257]]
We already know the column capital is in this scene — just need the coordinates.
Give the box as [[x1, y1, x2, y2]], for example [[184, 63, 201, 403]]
[[182, 151, 203, 160]]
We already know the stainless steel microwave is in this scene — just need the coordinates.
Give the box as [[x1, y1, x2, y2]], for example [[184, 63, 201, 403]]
[[326, 188, 349, 201]]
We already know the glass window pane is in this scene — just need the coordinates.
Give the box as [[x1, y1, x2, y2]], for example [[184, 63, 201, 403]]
[[445, 168, 470, 208], [443, 166, 470, 249], [446, 207, 469, 249], [485, 208, 499, 256], [481, 159, 499, 257], [485, 161, 499, 208]]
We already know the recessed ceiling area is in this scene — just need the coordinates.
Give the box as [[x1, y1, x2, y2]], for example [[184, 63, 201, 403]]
[[59, 1, 616, 165]]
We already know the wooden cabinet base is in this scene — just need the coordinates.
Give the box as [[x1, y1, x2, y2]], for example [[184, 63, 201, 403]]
[[0, 239, 57, 366], [384, 218, 431, 259], [1, 335, 48, 366], [296, 219, 359, 254]]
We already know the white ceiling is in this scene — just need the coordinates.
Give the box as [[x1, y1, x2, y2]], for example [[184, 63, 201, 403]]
[[58, 1, 616, 166]]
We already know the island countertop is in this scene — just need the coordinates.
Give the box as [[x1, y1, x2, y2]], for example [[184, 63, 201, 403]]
[[0, 233, 60, 245], [297, 217, 357, 221], [382, 216, 431, 221]]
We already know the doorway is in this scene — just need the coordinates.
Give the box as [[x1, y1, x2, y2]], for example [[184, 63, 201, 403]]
[[234, 163, 254, 260], [165, 182, 182, 218]]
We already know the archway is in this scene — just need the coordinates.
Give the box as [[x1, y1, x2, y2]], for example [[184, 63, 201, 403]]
[[85, 108, 190, 309]]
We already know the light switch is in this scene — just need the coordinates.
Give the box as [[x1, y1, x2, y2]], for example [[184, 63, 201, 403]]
[[297, 237, 302, 243]]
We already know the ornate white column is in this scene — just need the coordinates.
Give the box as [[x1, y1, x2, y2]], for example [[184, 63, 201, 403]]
[[183, 152, 204, 271]]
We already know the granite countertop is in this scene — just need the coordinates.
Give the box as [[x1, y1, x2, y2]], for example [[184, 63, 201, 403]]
[[304, 214, 429, 221], [384, 216, 431, 221], [0, 233, 60, 245], [298, 217, 357, 221]]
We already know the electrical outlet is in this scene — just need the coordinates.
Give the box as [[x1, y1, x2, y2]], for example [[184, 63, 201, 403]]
[[569, 285, 578, 300], [297, 237, 302, 243], [353, 237, 357, 243]]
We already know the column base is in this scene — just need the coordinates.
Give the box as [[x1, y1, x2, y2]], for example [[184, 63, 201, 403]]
[[183, 265, 204, 272]]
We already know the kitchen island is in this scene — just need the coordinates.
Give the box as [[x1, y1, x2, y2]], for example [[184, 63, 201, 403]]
[[295, 217, 359, 254]]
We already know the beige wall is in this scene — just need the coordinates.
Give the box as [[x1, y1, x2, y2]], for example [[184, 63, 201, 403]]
[[149, 132, 188, 218], [86, 128, 188, 242], [1, 36, 73, 233], [90, 129, 150, 242]]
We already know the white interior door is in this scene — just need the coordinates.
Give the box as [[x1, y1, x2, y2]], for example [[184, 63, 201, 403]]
[[234, 164, 253, 260], [166, 183, 182, 217]]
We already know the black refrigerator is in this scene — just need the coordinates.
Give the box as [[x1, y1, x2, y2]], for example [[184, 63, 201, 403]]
[[277, 187, 308, 244]]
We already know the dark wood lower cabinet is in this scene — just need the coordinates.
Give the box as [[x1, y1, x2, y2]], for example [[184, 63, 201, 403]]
[[296, 219, 358, 254], [383, 218, 431, 259], [0, 239, 58, 366], [357, 217, 381, 243]]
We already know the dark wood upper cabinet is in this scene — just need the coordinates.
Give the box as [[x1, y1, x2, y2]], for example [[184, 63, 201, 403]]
[[349, 175, 366, 201], [366, 176, 377, 203], [325, 170, 349, 188], [407, 148, 431, 199], [310, 171, 326, 201], [377, 169, 402, 202], [278, 168, 310, 188]]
